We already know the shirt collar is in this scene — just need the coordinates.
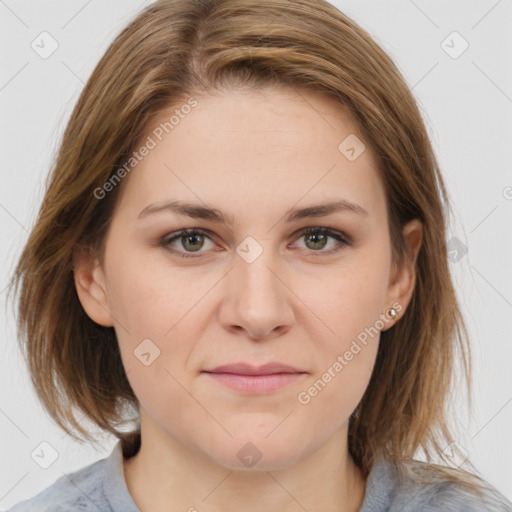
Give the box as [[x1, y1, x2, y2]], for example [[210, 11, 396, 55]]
[[102, 441, 140, 512]]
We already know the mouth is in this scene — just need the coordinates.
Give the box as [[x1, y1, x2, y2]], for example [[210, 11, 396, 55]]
[[201, 362, 308, 394], [203, 362, 306, 375]]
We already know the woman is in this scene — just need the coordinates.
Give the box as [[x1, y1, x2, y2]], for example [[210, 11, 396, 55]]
[[6, 0, 512, 510]]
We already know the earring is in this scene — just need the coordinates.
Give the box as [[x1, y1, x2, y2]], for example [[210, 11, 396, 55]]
[[388, 307, 399, 322]]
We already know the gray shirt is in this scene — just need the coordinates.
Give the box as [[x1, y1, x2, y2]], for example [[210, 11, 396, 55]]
[[5, 441, 512, 511]]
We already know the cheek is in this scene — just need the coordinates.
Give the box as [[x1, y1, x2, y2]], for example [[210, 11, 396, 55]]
[[102, 249, 206, 398], [293, 271, 384, 429], [296, 254, 391, 346], [290, 250, 389, 400], [104, 245, 211, 337]]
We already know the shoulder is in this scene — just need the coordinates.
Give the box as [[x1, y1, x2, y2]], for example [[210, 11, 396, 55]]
[[5, 455, 109, 512], [362, 458, 512, 512]]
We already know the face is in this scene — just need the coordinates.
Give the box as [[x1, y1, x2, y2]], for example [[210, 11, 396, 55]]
[[75, 86, 421, 471]]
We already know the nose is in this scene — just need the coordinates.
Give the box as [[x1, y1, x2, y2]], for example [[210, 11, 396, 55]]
[[217, 247, 295, 341]]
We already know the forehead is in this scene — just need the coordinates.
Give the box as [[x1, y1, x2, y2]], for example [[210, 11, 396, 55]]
[[115, 86, 386, 224]]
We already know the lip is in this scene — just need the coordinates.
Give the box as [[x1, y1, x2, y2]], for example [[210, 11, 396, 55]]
[[201, 362, 308, 394], [204, 362, 305, 375]]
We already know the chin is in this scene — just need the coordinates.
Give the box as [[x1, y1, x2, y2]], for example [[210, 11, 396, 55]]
[[205, 436, 306, 472]]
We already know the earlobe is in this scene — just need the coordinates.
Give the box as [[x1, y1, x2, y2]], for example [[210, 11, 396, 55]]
[[72, 247, 114, 327]]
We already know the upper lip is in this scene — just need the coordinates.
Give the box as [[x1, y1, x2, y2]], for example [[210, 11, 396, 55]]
[[203, 362, 306, 375]]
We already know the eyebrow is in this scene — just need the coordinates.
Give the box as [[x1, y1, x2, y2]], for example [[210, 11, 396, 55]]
[[138, 199, 368, 225]]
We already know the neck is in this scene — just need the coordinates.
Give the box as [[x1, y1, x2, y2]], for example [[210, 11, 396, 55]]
[[123, 423, 366, 512]]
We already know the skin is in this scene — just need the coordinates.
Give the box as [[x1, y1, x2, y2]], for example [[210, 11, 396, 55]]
[[74, 86, 422, 512]]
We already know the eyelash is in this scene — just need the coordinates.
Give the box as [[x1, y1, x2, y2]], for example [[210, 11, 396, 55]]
[[159, 227, 353, 259]]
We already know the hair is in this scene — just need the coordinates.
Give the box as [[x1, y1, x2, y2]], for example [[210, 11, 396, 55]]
[[6, 0, 498, 498]]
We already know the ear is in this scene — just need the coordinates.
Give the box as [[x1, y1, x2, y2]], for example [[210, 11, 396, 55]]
[[383, 219, 423, 328], [72, 246, 114, 327]]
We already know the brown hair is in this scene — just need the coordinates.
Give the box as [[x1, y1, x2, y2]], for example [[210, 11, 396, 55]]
[[6, 0, 493, 496]]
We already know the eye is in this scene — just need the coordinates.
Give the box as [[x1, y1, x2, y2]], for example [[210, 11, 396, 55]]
[[292, 227, 352, 255], [159, 226, 353, 259], [160, 228, 217, 259]]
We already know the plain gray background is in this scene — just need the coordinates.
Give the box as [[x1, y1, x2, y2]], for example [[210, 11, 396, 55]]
[[0, 0, 511, 508]]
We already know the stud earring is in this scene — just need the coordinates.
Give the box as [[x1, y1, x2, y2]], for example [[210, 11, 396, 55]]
[[387, 307, 399, 323]]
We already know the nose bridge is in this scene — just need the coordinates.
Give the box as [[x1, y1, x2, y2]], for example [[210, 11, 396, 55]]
[[219, 236, 294, 338], [234, 237, 283, 305]]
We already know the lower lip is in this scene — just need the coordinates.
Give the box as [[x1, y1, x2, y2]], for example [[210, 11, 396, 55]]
[[203, 372, 306, 393]]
